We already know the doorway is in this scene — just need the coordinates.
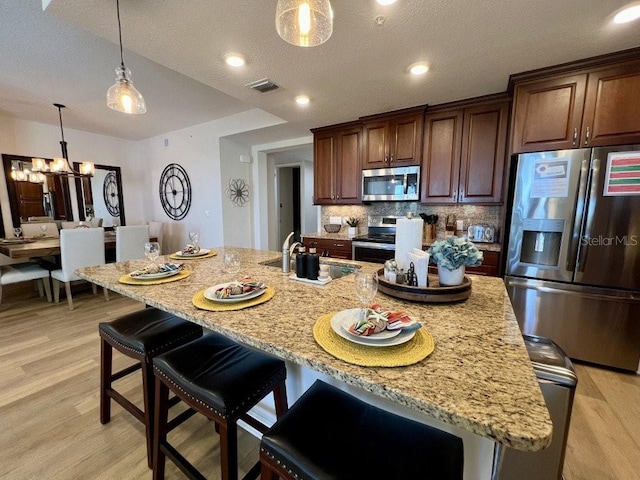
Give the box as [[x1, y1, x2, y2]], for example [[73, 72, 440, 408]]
[[277, 166, 301, 245]]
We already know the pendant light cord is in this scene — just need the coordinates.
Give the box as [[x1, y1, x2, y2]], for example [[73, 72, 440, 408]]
[[116, 0, 125, 69], [56, 104, 65, 142]]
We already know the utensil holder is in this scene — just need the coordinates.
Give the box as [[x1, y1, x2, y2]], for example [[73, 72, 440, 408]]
[[424, 224, 436, 243]]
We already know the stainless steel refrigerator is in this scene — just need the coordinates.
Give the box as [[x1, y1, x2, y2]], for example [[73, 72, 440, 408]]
[[505, 145, 640, 372]]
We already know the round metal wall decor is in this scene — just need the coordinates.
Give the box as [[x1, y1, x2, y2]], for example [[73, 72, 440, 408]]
[[225, 178, 250, 207], [159, 163, 192, 220], [103, 171, 120, 216]]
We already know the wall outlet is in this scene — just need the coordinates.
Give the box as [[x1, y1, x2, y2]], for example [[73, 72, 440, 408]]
[[329, 216, 342, 224]]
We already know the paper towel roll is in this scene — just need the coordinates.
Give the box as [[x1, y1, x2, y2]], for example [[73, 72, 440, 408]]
[[395, 218, 423, 271]]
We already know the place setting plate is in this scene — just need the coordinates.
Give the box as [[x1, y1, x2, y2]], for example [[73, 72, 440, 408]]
[[133, 269, 181, 280], [174, 248, 211, 258], [330, 308, 416, 347], [204, 282, 267, 303]]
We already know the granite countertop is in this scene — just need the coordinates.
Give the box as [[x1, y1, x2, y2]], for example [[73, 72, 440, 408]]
[[77, 247, 550, 452]]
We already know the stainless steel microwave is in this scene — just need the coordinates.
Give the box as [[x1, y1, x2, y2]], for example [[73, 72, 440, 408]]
[[361, 166, 420, 201]]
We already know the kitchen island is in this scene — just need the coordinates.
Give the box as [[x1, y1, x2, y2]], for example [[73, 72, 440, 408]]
[[76, 247, 551, 480]]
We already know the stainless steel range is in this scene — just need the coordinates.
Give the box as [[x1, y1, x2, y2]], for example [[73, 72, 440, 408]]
[[351, 216, 399, 263]]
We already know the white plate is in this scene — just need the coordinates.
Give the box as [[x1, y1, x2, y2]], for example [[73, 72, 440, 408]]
[[174, 248, 210, 257], [204, 282, 266, 303], [132, 269, 181, 280], [330, 309, 415, 347]]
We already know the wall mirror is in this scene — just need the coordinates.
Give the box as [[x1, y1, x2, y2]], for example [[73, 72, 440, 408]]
[[2, 154, 73, 227], [74, 163, 126, 228]]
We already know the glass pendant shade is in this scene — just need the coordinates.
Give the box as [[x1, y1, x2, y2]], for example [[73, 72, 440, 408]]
[[276, 0, 333, 47], [107, 66, 146, 114]]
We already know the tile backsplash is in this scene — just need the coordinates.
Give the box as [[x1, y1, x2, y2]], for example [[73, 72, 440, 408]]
[[321, 202, 502, 240]]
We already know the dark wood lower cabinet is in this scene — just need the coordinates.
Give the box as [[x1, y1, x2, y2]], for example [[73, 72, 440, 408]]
[[303, 238, 352, 260]]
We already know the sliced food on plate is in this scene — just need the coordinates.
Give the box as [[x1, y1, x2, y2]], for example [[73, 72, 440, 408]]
[[130, 262, 184, 279], [347, 304, 421, 337]]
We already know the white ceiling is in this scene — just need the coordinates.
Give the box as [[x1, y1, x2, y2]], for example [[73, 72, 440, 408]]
[[1, 0, 639, 142]]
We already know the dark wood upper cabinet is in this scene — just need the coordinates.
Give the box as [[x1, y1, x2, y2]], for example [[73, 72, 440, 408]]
[[509, 50, 640, 153], [421, 95, 509, 205], [581, 61, 640, 147], [511, 75, 586, 153], [362, 107, 425, 168], [312, 123, 362, 205]]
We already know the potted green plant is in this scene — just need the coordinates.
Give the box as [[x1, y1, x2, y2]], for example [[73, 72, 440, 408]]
[[346, 217, 360, 237], [428, 236, 483, 285]]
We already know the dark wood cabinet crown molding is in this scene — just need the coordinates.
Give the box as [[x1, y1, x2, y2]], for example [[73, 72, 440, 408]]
[[507, 46, 640, 92]]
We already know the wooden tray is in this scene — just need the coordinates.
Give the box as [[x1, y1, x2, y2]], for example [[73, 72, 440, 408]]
[[376, 268, 472, 303]]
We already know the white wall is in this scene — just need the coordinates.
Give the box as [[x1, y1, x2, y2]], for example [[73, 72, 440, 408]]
[[132, 109, 286, 255], [0, 114, 137, 238], [220, 138, 253, 248]]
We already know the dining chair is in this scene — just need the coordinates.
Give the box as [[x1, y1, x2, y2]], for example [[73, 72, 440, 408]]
[[116, 225, 149, 262], [147, 221, 164, 253], [27, 216, 54, 222], [20, 222, 60, 238], [51, 228, 109, 310], [0, 262, 52, 305], [61, 221, 82, 229]]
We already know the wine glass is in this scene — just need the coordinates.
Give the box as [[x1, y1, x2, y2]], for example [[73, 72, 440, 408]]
[[188, 230, 199, 248], [145, 242, 160, 264], [13, 227, 22, 239], [40, 224, 48, 237], [354, 271, 379, 321], [224, 251, 241, 281]]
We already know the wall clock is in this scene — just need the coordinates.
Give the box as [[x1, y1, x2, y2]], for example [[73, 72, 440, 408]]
[[159, 163, 192, 220], [103, 171, 120, 217]]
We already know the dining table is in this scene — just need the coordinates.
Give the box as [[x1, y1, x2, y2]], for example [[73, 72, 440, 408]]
[[75, 246, 552, 480], [0, 232, 157, 260]]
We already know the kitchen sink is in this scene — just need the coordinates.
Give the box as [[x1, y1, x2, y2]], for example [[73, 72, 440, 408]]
[[259, 257, 358, 279]]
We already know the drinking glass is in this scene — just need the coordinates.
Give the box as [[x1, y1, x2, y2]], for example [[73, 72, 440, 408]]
[[224, 251, 241, 281], [188, 230, 199, 248], [40, 224, 48, 237], [145, 242, 160, 264], [354, 271, 379, 320], [13, 227, 22, 239]]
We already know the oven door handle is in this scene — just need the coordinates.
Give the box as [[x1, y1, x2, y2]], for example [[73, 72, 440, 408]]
[[352, 241, 396, 251]]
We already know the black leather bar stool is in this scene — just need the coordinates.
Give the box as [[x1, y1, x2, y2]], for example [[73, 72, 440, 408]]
[[259, 380, 465, 480], [152, 332, 288, 480], [99, 308, 203, 467]]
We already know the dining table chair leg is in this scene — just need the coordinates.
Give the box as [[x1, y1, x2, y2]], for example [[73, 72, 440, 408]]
[[64, 281, 74, 310], [92, 284, 98, 295], [43, 278, 52, 302], [53, 279, 60, 303], [103, 288, 110, 301], [36, 279, 44, 297]]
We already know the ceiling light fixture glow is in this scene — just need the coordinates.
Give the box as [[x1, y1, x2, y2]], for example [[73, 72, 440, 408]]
[[106, 0, 146, 114], [224, 53, 246, 67], [376, 0, 397, 5], [295, 95, 311, 105], [613, 5, 640, 23], [409, 62, 429, 75], [276, 0, 333, 47]]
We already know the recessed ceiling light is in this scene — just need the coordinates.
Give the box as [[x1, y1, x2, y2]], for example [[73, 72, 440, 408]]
[[224, 53, 246, 67], [295, 95, 310, 106], [409, 62, 429, 75], [613, 5, 640, 23], [377, 0, 397, 5]]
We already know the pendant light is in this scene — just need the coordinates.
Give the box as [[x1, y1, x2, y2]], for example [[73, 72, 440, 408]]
[[106, 0, 146, 114], [276, 0, 333, 47]]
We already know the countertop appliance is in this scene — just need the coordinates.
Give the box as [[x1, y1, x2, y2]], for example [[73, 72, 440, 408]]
[[467, 224, 497, 243], [361, 166, 419, 202], [351, 216, 399, 263], [505, 145, 640, 371], [493, 334, 577, 480]]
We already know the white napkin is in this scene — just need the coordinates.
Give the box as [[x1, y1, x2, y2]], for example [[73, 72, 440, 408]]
[[407, 248, 430, 287], [395, 218, 423, 271]]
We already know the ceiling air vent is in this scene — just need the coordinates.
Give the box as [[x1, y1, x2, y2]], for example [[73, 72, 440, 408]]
[[245, 78, 280, 93]]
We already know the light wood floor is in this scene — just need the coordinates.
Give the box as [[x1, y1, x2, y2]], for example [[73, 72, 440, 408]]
[[1, 284, 639, 479]]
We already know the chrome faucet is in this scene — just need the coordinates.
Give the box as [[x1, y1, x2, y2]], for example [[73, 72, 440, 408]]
[[282, 232, 301, 273]]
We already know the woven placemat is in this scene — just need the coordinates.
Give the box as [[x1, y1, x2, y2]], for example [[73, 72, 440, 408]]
[[168, 249, 218, 260], [192, 286, 275, 312], [118, 269, 191, 285], [313, 313, 434, 367]]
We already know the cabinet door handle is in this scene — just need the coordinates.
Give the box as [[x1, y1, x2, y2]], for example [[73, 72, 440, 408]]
[[390, 154, 394, 163], [384, 155, 389, 163], [453, 191, 457, 202], [572, 127, 578, 146], [336, 194, 340, 200], [459, 187, 464, 201], [584, 126, 590, 145]]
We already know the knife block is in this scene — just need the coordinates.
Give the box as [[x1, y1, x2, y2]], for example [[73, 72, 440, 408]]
[[424, 224, 436, 243]]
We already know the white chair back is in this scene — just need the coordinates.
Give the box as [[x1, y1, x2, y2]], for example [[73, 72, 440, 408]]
[[148, 221, 164, 253], [89, 218, 104, 227], [61, 221, 81, 229], [20, 222, 60, 238], [58, 228, 105, 282], [116, 225, 150, 262]]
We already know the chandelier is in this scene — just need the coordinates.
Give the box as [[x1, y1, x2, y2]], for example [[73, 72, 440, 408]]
[[10, 104, 94, 183]]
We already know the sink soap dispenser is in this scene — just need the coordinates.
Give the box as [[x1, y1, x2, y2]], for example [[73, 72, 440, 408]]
[[306, 244, 320, 281], [296, 246, 307, 278]]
